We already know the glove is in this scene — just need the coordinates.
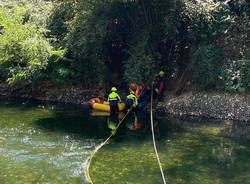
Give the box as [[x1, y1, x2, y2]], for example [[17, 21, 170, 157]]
[[111, 129, 116, 135], [155, 88, 159, 93], [133, 103, 137, 107]]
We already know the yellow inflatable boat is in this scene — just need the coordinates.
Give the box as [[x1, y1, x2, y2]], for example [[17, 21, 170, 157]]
[[89, 98, 125, 112]]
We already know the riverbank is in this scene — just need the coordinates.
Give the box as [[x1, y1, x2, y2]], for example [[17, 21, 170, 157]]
[[158, 91, 250, 122], [0, 81, 99, 105], [0, 81, 249, 122]]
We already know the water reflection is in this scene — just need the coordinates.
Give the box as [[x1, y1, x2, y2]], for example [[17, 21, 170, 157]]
[[105, 109, 151, 133], [90, 116, 250, 184], [124, 111, 141, 131], [0, 98, 106, 184], [1, 97, 250, 184], [221, 120, 250, 139], [107, 113, 119, 134]]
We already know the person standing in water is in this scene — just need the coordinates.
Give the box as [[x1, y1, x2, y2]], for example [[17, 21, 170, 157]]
[[108, 87, 121, 114], [153, 71, 166, 101], [125, 91, 138, 110]]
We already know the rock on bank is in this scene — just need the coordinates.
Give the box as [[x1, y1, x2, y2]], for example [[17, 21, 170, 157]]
[[0, 81, 101, 105], [158, 92, 250, 122], [0, 81, 249, 122]]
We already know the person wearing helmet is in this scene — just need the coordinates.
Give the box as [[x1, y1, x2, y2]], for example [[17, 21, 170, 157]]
[[125, 90, 138, 110], [153, 71, 166, 101], [108, 87, 121, 114]]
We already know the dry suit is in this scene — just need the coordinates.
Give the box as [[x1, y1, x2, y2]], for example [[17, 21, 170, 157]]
[[126, 92, 138, 110], [108, 91, 121, 114]]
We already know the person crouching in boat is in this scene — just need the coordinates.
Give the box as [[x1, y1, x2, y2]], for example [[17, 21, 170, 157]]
[[126, 91, 138, 111], [108, 87, 121, 114]]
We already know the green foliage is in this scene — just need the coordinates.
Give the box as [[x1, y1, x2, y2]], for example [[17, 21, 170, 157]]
[[0, 2, 57, 86], [45, 50, 75, 84], [0, 0, 52, 27], [184, 0, 233, 45], [46, 1, 75, 43], [1, 0, 249, 91], [0, 6, 36, 76], [52, 0, 249, 89], [218, 54, 250, 92], [190, 45, 223, 90], [227, 0, 250, 17], [64, 1, 111, 85], [123, 31, 158, 85], [6, 37, 52, 85], [63, 0, 186, 86]]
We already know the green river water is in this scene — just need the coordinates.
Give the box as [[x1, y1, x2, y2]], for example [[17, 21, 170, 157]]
[[0, 97, 250, 184]]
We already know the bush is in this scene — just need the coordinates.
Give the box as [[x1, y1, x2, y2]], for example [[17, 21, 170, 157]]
[[0, 4, 56, 85], [6, 36, 52, 85], [46, 1, 75, 43], [123, 31, 158, 85], [190, 45, 223, 90], [63, 0, 186, 86], [64, 3, 110, 86], [218, 54, 250, 92], [45, 50, 75, 84]]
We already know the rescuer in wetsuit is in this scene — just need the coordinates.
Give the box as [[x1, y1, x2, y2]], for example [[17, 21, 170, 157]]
[[108, 87, 121, 114], [125, 91, 138, 110], [153, 71, 166, 101]]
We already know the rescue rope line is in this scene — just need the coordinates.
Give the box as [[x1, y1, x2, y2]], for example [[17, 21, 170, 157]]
[[87, 77, 156, 183], [87, 105, 134, 184], [150, 85, 167, 184]]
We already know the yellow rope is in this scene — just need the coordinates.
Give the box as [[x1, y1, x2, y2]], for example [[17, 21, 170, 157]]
[[86, 106, 134, 184], [87, 76, 155, 183]]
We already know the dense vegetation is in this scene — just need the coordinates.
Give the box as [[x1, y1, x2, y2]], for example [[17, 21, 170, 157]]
[[0, 0, 249, 93]]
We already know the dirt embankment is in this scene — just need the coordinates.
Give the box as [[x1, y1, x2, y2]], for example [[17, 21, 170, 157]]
[[0, 81, 249, 122]]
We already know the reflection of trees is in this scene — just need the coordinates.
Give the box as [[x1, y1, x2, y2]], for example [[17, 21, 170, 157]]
[[170, 117, 250, 140], [164, 118, 250, 184], [212, 140, 236, 169], [34, 110, 109, 139], [220, 121, 250, 139], [166, 132, 250, 184]]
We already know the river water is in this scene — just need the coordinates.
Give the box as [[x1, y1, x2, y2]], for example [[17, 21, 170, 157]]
[[0, 97, 250, 184]]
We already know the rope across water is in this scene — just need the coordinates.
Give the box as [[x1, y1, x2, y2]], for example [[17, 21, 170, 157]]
[[87, 83, 166, 184], [86, 105, 134, 184]]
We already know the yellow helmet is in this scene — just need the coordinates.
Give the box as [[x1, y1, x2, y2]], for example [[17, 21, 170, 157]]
[[159, 71, 164, 76], [111, 87, 117, 92]]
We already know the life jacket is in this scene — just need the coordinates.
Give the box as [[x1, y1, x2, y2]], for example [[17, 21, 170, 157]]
[[108, 92, 121, 102], [129, 83, 143, 98]]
